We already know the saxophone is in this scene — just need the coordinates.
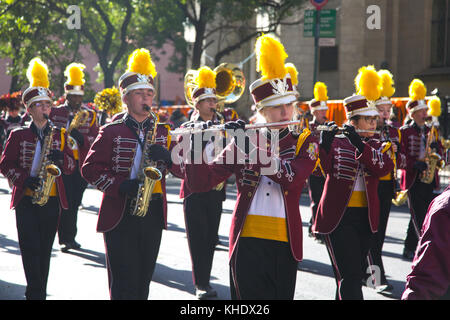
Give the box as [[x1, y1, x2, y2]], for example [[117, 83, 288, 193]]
[[32, 115, 62, 206], [420, 125, 443, 184], [129, 106, 163, 217], [67, 109, 90, 149]]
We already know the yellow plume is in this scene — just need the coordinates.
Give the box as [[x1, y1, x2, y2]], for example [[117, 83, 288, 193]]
[[314, 82, 328, 102], [127, 48, 157, 78], [64, 62, 86, 86], [355, 65, 382, 101], [26, 57, 49, 88], [378, 69, 395, 98], [195, 66, 216, 89], [408, 79, 427, 101], [285, 63, 298, 86], [255, 34, 288, 81], [427, 96, 441, 117]]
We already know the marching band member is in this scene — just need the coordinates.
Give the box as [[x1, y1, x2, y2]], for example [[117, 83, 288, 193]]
[[49, 63, 99, 252], [399, 80, 444, 261], [402, 185, 450, 300], [306, 82, 329, 240], [312, 66, 394, 300], [0, 58, 74, 299], [81, 48, 182, 300], [179, 66, 229, 299], [184, 34, 319, 299], [364, 69, 400, 293]]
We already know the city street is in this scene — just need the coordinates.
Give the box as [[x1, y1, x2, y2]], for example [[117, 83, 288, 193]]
[[0, 174, 416, 301]]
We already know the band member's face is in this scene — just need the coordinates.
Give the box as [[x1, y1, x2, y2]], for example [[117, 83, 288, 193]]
[[261, 103, 294, 129], [195, 98, 217, 121], [411, 108, 428, 126], [124, 88, 154, 119], [376, 104, 391, 123], [66, 94, 83, 110], [352, 115, 378, 138], [312, 109, 328, 124], [28, 100, 52, 123], [7, 108, 20, 117]]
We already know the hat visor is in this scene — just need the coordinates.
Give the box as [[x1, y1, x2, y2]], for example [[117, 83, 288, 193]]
[[347, 107, 379, 118], [122, 83, 155, 100], [257, 93, 297, 110], [26, 96, 52, 107], [311, 106, 329, 112], [194, 93, 217, 106]]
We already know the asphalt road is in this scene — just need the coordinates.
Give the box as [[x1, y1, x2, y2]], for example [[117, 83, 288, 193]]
[[0, 174, 416, 301]]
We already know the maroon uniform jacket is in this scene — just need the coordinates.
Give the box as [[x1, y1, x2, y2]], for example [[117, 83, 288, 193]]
[[179, 108, 239, 199], [312, 135, 394, 235], [402, 185, 450, 300], [81, 114, 183, 233], [185, 128, 320, 262], [49, 103, 99, 169], [399, 122, 443, 190], [0, 122, 75, 210]]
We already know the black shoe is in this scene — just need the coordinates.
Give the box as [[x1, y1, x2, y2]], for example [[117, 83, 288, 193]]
[[195, 285, 217, 300], [402, 249, 415, 261], [60, 243, 72, 253], [70, 240, 81, 249], [60, 241, 81, 253]]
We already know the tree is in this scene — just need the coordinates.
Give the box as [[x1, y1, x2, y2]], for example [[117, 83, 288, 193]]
[[143, 0, 307, 69]]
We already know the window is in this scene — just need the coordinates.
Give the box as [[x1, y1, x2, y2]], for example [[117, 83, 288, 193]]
[[431, 0, 450, 67], [319, 46, 338, 71]]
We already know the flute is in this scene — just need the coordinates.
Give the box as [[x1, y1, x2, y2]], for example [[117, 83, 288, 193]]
[[316, 125, 379, 135], [170, 120, 301, 136]]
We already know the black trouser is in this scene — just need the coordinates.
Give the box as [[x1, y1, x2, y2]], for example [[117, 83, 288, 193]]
[[230, 237, 298, 300], [58, 164, 88, 244], [184, 190, 223, 288], [325, 207, 374, 300], [104, 197, 164, 300], [364, 179, 394, 284], [404, 179, 436, 252], [15, 196, 60, 300], [308, 174, 325, 231]]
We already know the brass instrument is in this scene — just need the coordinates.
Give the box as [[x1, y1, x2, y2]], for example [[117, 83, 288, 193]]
[[392, 190, 408, 206], [129, 106, 163, 217], [420, 125, 443, 184], [67, 109, 90, 148], [184, 62, 245, 108], [32, 115, 62, 206]]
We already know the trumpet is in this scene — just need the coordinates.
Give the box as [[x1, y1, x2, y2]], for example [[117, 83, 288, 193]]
[[170, 120, 301, 136], [315, 125, 379, 135]]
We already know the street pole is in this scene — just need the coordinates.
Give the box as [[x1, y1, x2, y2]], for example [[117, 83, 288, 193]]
[[313, 8, 320, 88]]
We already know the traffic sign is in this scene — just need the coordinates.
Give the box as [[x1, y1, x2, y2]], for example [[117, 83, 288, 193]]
[[303, 9, 336, 38], [310, 0, 328, 10]]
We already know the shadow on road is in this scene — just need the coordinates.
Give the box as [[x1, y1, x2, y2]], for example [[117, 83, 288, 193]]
[[0, 233, 21, 256], [297, 259, 334, 278], [0, 279, 26, 300], [152, 263, 231, 300], [63, 248, 106, 268]]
